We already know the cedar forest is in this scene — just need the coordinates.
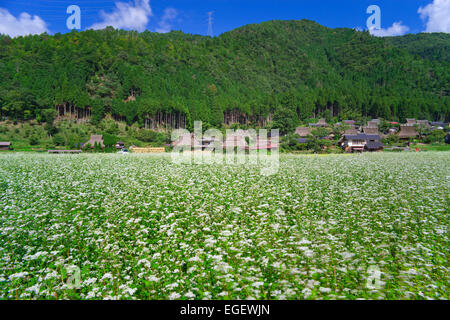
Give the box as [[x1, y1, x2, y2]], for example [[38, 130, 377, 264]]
[[0, 20, 449, 131]]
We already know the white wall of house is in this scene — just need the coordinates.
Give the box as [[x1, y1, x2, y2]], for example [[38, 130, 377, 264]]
[[348, 140, 366, 147]]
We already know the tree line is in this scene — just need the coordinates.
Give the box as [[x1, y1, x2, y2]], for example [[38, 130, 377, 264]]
[[0, 20, 448, 130]]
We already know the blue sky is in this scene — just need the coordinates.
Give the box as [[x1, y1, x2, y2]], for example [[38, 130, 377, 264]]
[[0, 0, 449, 37]]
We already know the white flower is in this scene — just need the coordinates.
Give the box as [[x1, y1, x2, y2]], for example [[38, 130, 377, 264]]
[[168, 292, 181, 300]]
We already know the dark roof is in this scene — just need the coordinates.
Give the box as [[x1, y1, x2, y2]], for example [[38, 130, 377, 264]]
[[416, 120, 430, 127], [366, 141, 384, 150], [343, 134, 381, 141], [431, 122, 448, 127], [298, 138, 308, 144]]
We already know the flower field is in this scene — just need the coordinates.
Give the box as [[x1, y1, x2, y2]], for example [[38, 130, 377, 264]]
[[0, 152, 448, 300]]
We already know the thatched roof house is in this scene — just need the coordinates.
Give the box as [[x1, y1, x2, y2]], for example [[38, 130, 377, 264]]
[[223, 130, 253, 149], [416, 120, 430, 128], [344, 128, 359, 135], [248, 138, 279, 150], [406, 119, 417, 126], [363, 127, 379, 135], [343, 120, 356, 126], [367, 120, 379, 128], [172, 133, 202, 149], [84, 135, 104, 148], [398, 125, 418, 139], [295, 127, 311, 137], [309, 118, 328, 127]]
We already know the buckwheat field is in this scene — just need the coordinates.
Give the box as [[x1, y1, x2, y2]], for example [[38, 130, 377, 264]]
[[0, 153, 448, 300]]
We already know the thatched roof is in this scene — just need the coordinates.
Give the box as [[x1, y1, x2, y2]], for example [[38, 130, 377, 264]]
[[367, 121, 379, 128], [363, 127, 379, 135], [248, 138, 279, 150], [406, 119, 417, 126], [295, 127, 311, 137], [172, 133, 201, 147], [317, 118, 328, 126], [0, 142, 11, 147], [86, 135, 104, 148], [398, 125, 418, 138], [344, 128, 358, 135], [223, 135, 247, 149], [416, 120, 430, 127]]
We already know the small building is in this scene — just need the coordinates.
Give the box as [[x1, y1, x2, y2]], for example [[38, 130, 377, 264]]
[[398, 125, 418, 139], [343, 120, 356, 127], [172, 133, 200, 149], [0, 142, 12, 151], [344, 128, 359, 135], [115, 141, 125, 150], [84, 135, 105, 148], [416, 120, 430, 128], [341, 134, 383, 153], [247, 137, 279, 150], [295, 127, 311, 137], [365, 135, 384, 152], [406, 119, 417, 126], [363, 127, 379, 135], [367, 120, 379, 128], [431, 122, 448, 130], [309, 118, 328, 127]]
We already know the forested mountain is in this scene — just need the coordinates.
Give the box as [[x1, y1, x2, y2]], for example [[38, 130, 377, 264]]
[[0, 19, 449, 129]]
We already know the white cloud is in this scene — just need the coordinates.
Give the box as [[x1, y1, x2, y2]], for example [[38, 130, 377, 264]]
[[418, 0, 450, 33], [89, 0, 152, 32], [0, 8, 49, 38], [156, 8, 178, 33], [369, 22, 410, 37]]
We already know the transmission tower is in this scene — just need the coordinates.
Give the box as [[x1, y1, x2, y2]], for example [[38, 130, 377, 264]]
[[207, 11, 214, 37]]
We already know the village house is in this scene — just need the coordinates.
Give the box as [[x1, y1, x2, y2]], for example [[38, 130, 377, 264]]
[[431, 122, 448, 130], [247, 137, 279, 151], [83, 135, 105, 149], [309, 118, 328, 127], [398, 125, 419, 140], [344, 128, 358, 135], [341, 134, 383, 153], [343, 120, 356, 128], [172, 133, 201, 150], [406, 119, 417, 126], [115, 141, 125, 150], [416, 120, 430, 128], [363, 126, 380, 135], [295, 127, 311, 137], [223, 133, 248, 150], [0, 141, 12, 151]]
